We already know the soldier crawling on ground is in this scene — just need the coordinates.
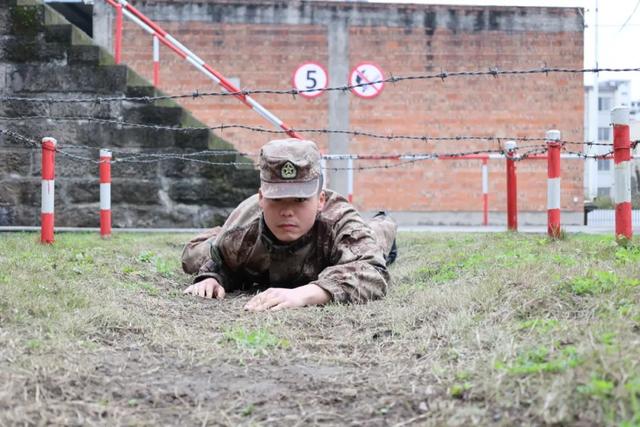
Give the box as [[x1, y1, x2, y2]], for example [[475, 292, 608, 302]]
[[181, 138, 398, 312]]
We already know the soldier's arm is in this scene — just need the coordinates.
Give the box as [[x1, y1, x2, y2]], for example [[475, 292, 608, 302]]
[[192, 240, 238, 292], [309, 218, 390, 304], [189, 194, 260, 290]]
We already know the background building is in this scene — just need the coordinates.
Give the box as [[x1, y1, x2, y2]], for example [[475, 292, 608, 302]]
[[584, 80, 634, 199], [95, 0, 585, 225], [1, 1, 587, 227]]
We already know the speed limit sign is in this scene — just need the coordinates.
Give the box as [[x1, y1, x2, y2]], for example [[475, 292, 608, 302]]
[[292, 62, 328, 99]]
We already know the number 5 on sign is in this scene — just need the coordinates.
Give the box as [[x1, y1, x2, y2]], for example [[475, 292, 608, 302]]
[[293, 62, 328, 99]]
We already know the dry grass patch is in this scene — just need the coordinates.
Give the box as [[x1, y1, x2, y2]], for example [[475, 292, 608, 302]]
[[0, 231, 639, 426]]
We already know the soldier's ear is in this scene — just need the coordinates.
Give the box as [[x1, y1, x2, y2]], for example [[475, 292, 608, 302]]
[[258, 189, 264, 209], [317, 191, 326, 210]]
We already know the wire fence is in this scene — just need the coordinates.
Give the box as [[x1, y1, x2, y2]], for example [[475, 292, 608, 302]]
[[0, 115, 614, 147], [2, 127, 632, 171], [1, 66, 638, 171], [1, 66, 639, 104], [587, 209, 640, 227]]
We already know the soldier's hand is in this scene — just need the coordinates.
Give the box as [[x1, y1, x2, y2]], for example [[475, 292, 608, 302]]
[[244, 284, 330, 312], [183, 278, 226, 299]]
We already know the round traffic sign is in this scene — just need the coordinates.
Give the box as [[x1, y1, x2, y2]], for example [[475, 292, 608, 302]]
[[292, 62, 328, 98], [349, 62, 384, 99]]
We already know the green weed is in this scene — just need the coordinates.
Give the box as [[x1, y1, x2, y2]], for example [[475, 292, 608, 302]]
[[224, 327, 289, 354], [625, 377, 640, 426], [455, 371, 472, 381], [240, 403, 255, 417], [154, 257, 175, 278], [414, 264, 456, 284], [138, 283, 160, 297], [449, 382, 472, 399], [578, 376, 615, 399], [599, 332, 617, 347], [496, 345, 581, 375], [122, 265, 136, 274], [135, 250, 176, 277], [517, 319, 560, 333], [551, 254, 578, 267], [567, 271, 639, 296], [69, 250, 94, 265], [617, 299, 637, 317], [25, 339, 42, 351], [616, 246, 640, 264], [138, 251, 155, 263]]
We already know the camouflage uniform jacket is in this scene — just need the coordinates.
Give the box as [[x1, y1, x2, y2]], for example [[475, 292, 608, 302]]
[[194, 190, 389, 303]]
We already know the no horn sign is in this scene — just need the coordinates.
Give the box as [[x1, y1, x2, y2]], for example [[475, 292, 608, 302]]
[[349, 63, 384, 99]]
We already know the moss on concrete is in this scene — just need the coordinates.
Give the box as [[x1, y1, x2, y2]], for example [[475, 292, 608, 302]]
[[10, 5, 42, 36]]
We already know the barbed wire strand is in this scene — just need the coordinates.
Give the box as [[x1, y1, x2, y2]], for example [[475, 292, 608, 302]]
[[0, 115, 621, 147], [1, 128, 634, 169], [1, 66, 640, 104]]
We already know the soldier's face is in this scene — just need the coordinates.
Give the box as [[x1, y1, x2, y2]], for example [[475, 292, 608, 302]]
[[258, 191, 326, 242]]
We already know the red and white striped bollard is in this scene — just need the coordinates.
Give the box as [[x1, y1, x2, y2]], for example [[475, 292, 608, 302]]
[[41, 137, 57, 244], [505, 140, 518, 231], [100, 149, 112, 238], [612, 106, 632, 242], [546, 129, 562, 238]]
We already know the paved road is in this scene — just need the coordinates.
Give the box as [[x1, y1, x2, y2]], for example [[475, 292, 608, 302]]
[[397, 225, 615, 234]]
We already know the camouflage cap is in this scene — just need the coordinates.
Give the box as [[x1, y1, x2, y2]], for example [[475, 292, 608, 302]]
[[259, 138, 322, 198]]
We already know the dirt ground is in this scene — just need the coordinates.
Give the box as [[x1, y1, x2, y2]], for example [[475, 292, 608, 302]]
[[1, 231, 639, 426]]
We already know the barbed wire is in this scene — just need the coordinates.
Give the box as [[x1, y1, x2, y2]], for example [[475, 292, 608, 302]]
[[1, 66, 640, 104], [0, 128, 39, 147], [0, 115, 618, 147], [1, 128, 634, 169]]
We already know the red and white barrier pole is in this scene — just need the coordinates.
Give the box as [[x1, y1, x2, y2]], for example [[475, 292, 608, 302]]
[[482, 157, 488, 226], [41, 137, 57, 244], [505, 140, 518, 231], [612, 106, 632, 241], [100, 149, 112, 238], [347, 157, 354, 203], [546, 129, 562, 238], [152, 35, 160, 86], [107, 0, 301, 139], [114, 3, 123, 64]]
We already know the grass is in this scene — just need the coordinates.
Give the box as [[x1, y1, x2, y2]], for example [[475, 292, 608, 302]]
[[224, 327, 289, 354], [0, 231, 639, 425]]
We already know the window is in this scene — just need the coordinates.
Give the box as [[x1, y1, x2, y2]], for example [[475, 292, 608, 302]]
[[597, 187, 611, 197], [598, 127, 610, 141], [598, 97, 611, 111], [597, 159, 611, 171]]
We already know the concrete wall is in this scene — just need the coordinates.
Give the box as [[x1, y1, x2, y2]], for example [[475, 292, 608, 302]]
[[0, 0, 259, 227], [106, 0, 585, 223]]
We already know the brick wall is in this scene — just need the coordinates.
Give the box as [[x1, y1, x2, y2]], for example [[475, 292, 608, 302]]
[[116, 1, 584, 216]]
